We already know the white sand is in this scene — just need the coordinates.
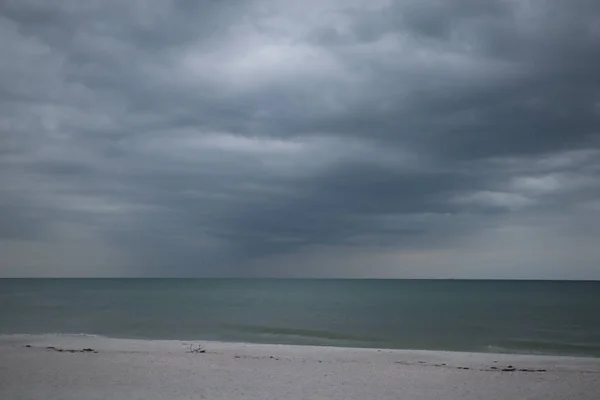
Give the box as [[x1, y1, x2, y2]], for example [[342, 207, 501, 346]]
[[1, 335, 599, 400]]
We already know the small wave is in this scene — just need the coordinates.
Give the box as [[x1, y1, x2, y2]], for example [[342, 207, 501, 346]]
[[0, 332, 106, 339], [230, 325, 383, 344], [47, 333, 105, 338], [486, 341, 600, 358]]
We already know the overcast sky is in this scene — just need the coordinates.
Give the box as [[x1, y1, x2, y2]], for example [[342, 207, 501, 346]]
[[1, 0, 599, 278]]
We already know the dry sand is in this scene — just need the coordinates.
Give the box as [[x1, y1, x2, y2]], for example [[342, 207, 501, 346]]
[[1, 335, 599, 399]]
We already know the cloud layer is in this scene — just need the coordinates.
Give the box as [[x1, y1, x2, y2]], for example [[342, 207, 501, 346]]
[[1, 0, 599, 278]]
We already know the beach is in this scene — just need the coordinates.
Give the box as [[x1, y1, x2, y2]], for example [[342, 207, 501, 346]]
[[1, 335, 599, 400]]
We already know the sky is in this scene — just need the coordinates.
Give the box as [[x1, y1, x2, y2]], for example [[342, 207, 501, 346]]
[[1, 0, 599, 279]]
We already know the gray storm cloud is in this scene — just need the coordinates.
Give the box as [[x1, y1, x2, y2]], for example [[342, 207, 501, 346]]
[[1, 0, 599, 278]]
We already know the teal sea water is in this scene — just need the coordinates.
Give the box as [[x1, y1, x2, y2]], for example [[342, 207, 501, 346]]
[[1, 279, 599, 357]]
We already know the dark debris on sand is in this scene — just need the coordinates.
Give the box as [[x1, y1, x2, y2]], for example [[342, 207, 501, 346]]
[[393, 359, 549, 373], [43, 346, 98, 354]]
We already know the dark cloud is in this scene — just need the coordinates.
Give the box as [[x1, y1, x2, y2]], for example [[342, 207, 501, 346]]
[[0, 0, 599, 278]]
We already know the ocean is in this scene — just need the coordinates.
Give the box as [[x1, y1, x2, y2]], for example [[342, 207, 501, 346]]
[[1, 279, 599, 357]]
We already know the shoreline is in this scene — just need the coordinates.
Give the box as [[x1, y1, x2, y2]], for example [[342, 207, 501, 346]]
[[3, 333, 600, 372], [2, 332, 599, 360], [2, 334, 600, 399]]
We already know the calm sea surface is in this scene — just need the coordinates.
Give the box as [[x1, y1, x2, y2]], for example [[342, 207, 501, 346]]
[[1, 279, 599, 357]]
